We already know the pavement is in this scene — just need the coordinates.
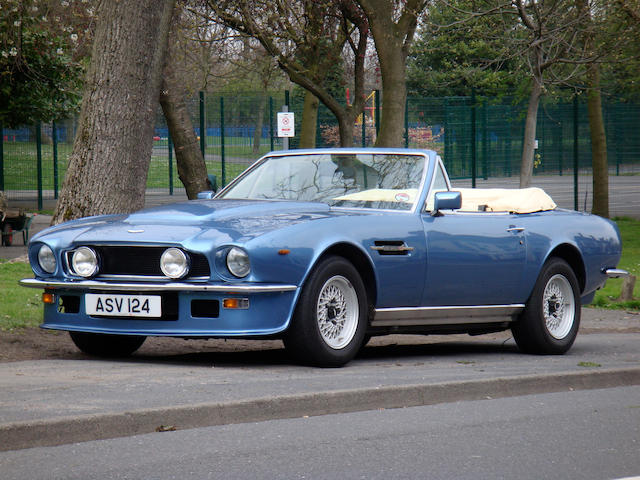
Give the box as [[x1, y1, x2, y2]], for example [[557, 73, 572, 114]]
[[0, 309, 639, 452]]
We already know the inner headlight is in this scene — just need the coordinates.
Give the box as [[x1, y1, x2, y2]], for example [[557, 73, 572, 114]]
[[71, 246, 99, 278], [37, 244, 56, 274], [160, 248, 190, 279], [226, 247, 250, 278]]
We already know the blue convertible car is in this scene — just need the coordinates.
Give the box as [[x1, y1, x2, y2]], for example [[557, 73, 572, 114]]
[[21, 149, 627, 366]]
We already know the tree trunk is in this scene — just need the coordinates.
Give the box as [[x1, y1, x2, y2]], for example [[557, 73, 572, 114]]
[[357, 0, 421, 148], [374, 51, 408, 147], [586, 64, 609, 218], [619, 275, 636, 301], [337, 110, 357, 148], [299, 91, 319, 149], [252, 95, 266, 154], [519, 79, 542, 188], [160, 76, 210, 199], [160, 25, 210, 200], [52, 0, 174, 224]]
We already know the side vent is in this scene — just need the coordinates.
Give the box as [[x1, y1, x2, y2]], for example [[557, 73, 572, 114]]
[[370, 240, 414, 256]]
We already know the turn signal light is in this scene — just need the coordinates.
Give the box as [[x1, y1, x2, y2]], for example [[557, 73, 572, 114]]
[[223, 298, 249, 309], [42, 292, 55, 304]]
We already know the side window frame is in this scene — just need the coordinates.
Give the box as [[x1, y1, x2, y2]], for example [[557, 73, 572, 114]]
[[424, 156, 451, 213]]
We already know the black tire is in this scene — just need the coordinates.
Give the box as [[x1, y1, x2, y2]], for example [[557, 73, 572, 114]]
[[2, 224, 13, 246], [284, 256, 368, 367], [511, 257, 581, 355], [69, 332, 146, 357]]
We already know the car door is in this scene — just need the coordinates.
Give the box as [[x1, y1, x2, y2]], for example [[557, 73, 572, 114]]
[[421, 211, 527, 306], [420, 163, 526, 306]]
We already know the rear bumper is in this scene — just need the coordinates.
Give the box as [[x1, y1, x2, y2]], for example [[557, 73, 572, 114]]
[[604, 268, 630, 279]]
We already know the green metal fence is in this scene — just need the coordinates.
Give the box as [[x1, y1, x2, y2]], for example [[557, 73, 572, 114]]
[[2, 93, 639, 211]]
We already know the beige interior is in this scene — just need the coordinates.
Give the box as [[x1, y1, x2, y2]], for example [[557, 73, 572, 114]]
[[456, 187, 557, 213]]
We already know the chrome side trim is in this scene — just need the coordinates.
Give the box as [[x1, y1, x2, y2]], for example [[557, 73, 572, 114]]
[[370, 245, 414, 253], [372, 304, 525, 327], [20, 278, 298, 294], [604, 268, 629, 278]]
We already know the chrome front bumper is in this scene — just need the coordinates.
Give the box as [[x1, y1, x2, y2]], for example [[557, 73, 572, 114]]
[[20, 278, 298, 294]]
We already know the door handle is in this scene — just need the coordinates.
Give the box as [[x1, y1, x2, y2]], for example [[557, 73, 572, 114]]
[[506, 227, 525, 232]]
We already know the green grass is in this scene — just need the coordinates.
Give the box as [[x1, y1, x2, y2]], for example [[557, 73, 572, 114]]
[[0, 261, 43, 330], [1, 218, 638, 331], [577, 361, 602, 368], [591, 217, 640, 310], [2, 139, 258, 192]]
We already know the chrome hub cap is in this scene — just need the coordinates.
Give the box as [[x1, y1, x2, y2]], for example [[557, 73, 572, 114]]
[[316, 275, 359, 349], [543, 274, 575, 339]]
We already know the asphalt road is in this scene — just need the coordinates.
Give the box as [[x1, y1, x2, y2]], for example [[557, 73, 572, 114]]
[[1, 329, 639, 452], [1, 386, 638, 480]]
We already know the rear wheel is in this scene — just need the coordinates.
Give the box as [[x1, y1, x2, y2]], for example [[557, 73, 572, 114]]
[[69, 332, 146, 357], [284, 256, 368, 367], [511, 257, 580, 354]]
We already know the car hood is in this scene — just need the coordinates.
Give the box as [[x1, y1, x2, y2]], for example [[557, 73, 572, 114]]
[[33, 199, 351, 247]]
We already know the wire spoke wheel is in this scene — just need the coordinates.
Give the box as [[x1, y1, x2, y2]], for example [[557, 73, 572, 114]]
[[284, 256, 368, 367], [511, 257, 581, 355], [316, 275, 359, 349], [543, 274, 575, 340]]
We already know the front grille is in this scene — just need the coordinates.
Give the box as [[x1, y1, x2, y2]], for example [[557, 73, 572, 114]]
[[67, 246, 210, 279]]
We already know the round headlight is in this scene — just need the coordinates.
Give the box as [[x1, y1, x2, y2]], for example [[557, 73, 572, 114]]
[[226, 247, 250, 278], [160, 248, 190, 279], [37, 244, 56, 274], [72, 246, 99, 278]]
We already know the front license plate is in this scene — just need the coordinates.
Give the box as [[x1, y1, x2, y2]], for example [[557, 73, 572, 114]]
[[86, 294, 162, 318]]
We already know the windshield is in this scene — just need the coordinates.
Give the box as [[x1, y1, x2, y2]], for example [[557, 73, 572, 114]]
[[219, 153, 427, 211]]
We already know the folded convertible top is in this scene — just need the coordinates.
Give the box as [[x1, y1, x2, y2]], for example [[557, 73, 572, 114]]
[[456, 187, 557, 213]]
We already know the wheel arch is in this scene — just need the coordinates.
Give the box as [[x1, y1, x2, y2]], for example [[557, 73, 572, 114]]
[[545, 243, 586, 294], [313, 242, 378, 309]]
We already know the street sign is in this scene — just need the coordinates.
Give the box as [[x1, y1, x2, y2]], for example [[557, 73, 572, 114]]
[[277, 112, 295, 138]]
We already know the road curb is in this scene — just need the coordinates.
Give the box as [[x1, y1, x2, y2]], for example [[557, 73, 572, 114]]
[[2, 366, 639, 452]]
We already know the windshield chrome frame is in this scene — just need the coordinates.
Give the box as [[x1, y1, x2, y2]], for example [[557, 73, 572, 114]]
[[216, 149, 432, 215], [421, 155, 453, 215]]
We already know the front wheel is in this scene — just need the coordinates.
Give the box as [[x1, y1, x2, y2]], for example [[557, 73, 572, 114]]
[[284, 256, 368, 367], [511, 257, 581, 354], [69, 332, 146, 357]]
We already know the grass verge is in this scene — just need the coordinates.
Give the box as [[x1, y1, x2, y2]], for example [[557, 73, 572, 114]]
[[0, 261, 43, 330]]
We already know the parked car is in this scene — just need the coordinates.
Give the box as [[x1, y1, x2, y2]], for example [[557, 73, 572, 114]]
[[21, 149, 627, 366]]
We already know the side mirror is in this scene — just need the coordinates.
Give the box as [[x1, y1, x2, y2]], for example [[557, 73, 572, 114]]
[[432, 191, 461, 216], [197, 191, 215, 200], [197, 174, 219, 199]]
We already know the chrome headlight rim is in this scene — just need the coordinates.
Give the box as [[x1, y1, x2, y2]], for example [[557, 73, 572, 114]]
[[226, 246, 250, 278], [71, 246, 99, 278], [160, 247, 190, 279], [37, 244, 57, 274]]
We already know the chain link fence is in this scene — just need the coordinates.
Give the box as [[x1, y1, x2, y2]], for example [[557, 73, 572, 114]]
[[1, 92, 639, 215]]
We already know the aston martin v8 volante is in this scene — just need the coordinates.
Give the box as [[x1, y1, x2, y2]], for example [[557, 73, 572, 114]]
[[21, 149, 627, 366]]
